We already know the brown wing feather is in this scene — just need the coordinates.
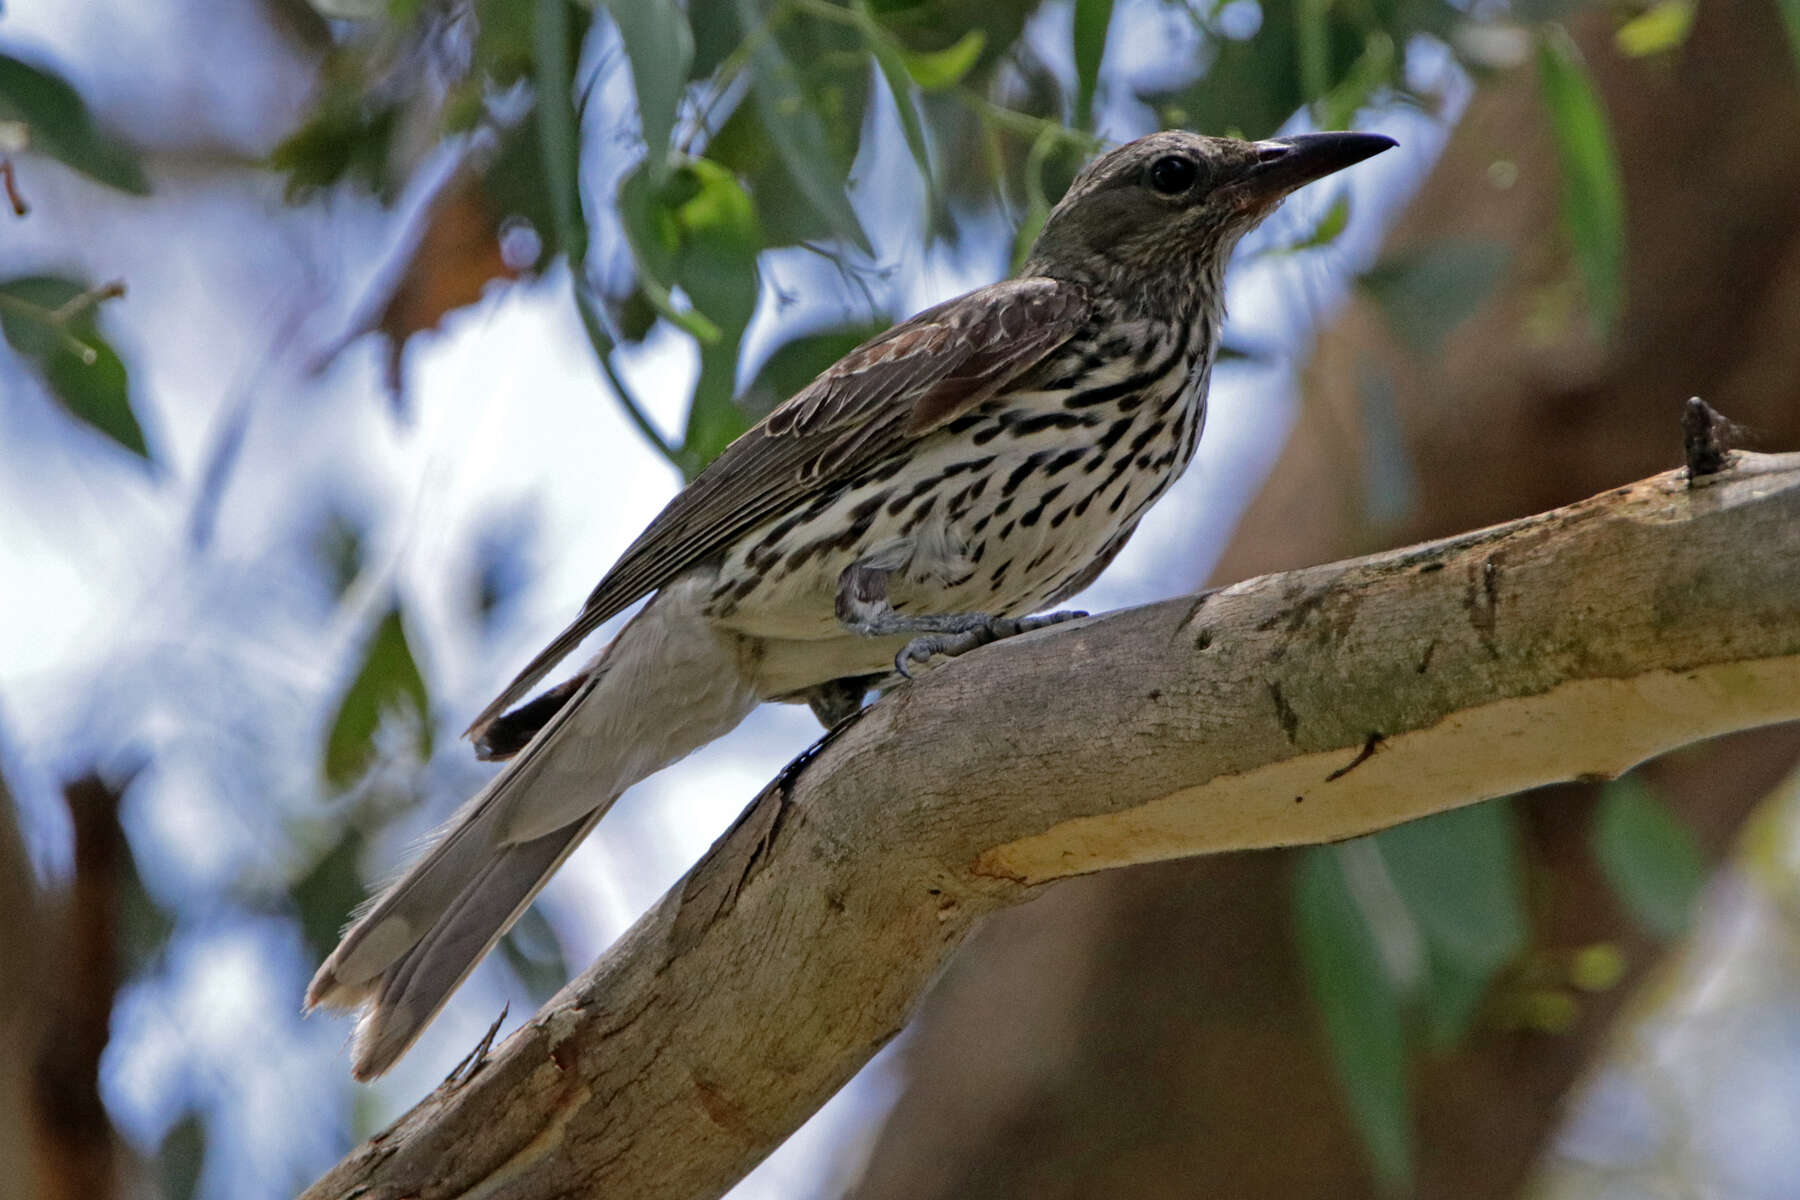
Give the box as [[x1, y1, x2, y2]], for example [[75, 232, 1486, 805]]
[[464, 276, 1090, 739]]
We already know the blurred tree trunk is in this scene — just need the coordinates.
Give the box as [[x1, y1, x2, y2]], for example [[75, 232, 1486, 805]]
[[0, 772, 44, 1200], [850, 0, 1800, 1195]]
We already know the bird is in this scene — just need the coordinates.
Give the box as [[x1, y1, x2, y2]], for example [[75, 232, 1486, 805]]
[[306, 127, 1397, 1078]]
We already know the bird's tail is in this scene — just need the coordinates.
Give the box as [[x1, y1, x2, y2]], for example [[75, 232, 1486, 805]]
[[306, 580, 761, 1078]]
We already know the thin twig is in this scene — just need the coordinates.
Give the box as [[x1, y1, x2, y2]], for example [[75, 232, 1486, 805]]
[[1, 158, 27, 217]]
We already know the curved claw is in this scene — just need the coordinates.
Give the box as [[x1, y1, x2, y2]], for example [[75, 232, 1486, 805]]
[[893, 609, 1090, 680]]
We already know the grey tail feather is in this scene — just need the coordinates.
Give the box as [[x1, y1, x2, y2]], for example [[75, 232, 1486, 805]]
[[317, 803, 609, 1080], [307, 670, 611, 1077]]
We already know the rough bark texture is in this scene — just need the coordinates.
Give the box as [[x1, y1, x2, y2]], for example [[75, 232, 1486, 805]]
[[303, 451, 1800, 1200], [854, 1, 1800, 1195]]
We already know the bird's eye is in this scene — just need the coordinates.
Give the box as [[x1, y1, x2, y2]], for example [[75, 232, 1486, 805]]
[[1148, 155, 1201, 195]]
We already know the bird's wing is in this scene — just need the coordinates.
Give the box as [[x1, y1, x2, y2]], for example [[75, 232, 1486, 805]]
[[465, 275, 1090, 739]]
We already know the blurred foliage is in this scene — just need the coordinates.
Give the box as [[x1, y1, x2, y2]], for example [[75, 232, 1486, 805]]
[[157, 1110, 208, 1200], [1613, 0, 1693, 56], [1293, 775, 1711, 1191], [1535, 26, 1624, 335], [1294, 842, 1413, 1191], [0, 51, 150, 193], [1593, 776, 1705, 938], [1294, 801, 1526, 1191], [0, 275, 147, 461], [257, 0, 1630, 488], [1358, 240, 1509, 356], [323, 604, 432, 788]]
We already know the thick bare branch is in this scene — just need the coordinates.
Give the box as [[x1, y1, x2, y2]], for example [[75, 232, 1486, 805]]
[[304, 450, 1800, 1200]]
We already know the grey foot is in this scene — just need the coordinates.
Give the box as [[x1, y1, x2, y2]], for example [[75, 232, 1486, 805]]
[[896, 609, 1086, 677]]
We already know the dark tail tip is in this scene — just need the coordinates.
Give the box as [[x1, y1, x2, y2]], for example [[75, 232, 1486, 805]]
[[472, 673, 588, 761]]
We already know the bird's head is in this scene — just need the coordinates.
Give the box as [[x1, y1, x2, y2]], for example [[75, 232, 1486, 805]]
[[1025, 129, 1396, 286]]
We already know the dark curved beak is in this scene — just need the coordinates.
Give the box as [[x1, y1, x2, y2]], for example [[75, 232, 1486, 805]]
[[1239, 131, 1397, 198]]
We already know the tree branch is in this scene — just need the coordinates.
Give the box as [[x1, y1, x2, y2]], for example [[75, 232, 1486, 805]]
[[304, 450, 1800, 1200]]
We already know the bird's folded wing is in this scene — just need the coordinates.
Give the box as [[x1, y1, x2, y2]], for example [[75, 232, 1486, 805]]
[[464, 275, 1091, 740]]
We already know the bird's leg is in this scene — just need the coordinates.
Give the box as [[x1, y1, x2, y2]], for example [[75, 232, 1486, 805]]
[[835, 562, 1086, 678]]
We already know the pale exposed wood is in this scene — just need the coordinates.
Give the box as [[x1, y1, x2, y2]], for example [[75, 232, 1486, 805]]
[[303, 451, 1800, 1200]]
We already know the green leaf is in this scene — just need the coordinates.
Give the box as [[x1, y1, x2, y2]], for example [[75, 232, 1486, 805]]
[[0, 275, 148, 460], [1316, 31, 1395, 132], [1780, 0, 1800, 81], [1139, 0, 1429, 142], [617, 163, 723, 341], [1419, 943, 1493, 1050], [1592, 777, 1705, 938], [864, 10, 938, 203], [290, 826, 368, 960], [1072, 0, 1113, 127], [1355, 361, 1417, 529], [534, 0, 588, 265], [0, 53, 150, 194], [1010, 125, 1062, 273], [483, 108, 563, 269], [324, 605, 431, 787], [1277, 193, 1351, 253], [311, 509, 367, 601], [737, 322, 888, 418], [688, 1, 743, 78], [268, 85, 402, 200], [1536, 27, 1626, 335], [1294, 846, 1413, 1193], [1614, 0, 1694, 56], [1358, 239, 1507, 356], [897, 29, 986, 91], [607, 0, 693, 170], [498, 903, 569, 1004], [156, 1110, 207, 1200], [1375, 800, 1525, 1046], [618, 156, 761, 471], [734, 0, 871, 253], [1377, 801, 1525, 973], [669, 159, 761, 468], [118, 836, 177, 972], [1297, 0, 1331, 104]]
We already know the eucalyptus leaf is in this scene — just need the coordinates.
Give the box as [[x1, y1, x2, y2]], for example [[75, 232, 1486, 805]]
[[1536, 27, 1626, 335], [1294, 846, 1413, 1193], [868, 23, 938, 199], [898, 30, 987, 90], [1593, 777, 1705, 938], [0, 52, 150, 193], [533, 0, 588, 264], [734, 0, 871, 253], [291, 826, 369, 960], [1781, 0, 1800, 79], [324, 605, 431, 787], [1072, 0, 1113, 127], [499, 904, 569, 1005], [157, 1110, 207, 1200], [1277, 193, 1351, 253], [607, 0, 693, 170], [0, 275, 148, 461], [1614, 0, 1694, 56], [1359, 240, 1507, 356], [1376, 800, 1525, 979]]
